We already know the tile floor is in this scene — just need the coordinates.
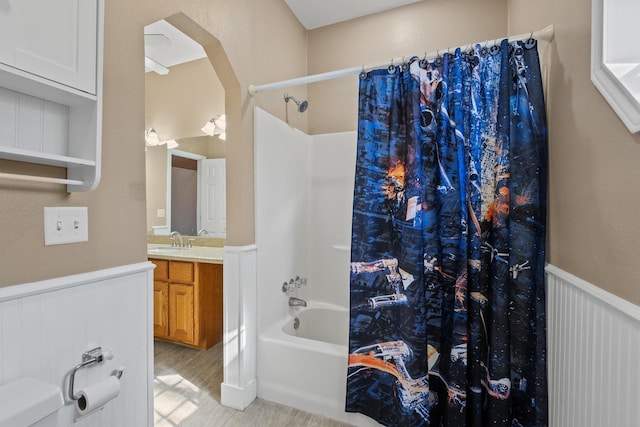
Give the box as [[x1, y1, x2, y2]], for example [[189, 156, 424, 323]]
[[154, 340, 353, 426]]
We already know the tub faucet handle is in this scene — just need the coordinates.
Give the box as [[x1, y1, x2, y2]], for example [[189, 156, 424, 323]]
[[288, 297, 307, 307]]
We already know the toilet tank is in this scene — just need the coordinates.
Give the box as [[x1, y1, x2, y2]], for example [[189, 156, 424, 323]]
[[0, 377, 64, 427]]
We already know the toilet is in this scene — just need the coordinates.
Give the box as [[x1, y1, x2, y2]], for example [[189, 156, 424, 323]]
[[0, 377, 64, 426]]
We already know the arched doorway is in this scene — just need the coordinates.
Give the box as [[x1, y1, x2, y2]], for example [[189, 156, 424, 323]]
[[143, 12, 251, 424]]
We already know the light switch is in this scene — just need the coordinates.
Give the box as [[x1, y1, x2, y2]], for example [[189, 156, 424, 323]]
[[44, 207, 89, 245]]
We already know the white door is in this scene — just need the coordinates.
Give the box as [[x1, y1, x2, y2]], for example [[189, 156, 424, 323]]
[[198, 158, 226, 238], [0, 0, 98, 94]]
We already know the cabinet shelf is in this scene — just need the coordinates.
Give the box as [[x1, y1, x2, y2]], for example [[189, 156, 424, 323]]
[[0, 146, 96, 168], [0, 64, 97, 106]]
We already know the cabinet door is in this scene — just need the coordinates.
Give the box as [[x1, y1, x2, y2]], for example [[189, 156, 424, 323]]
[[151, 259, 168, 280], [0, 0, 98, 94], [169, 283, 195, 344], [168, 261, 194, 283], [153, 280, 169, 338]]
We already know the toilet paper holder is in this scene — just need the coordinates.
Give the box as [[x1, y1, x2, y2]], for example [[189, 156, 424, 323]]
[[68, 347, 123, 401]]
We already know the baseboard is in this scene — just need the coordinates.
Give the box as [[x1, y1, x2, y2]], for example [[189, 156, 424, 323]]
[[221, 379, 257, 411]]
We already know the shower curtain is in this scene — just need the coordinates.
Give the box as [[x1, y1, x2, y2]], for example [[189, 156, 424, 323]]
[[347, 39, 547, 427]]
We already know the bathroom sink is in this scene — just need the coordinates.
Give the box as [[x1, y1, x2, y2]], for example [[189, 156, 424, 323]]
[[147, 245, 223, 262], [148, 247, 189, 253]]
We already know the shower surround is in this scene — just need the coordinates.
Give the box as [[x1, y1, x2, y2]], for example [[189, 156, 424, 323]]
[[254, 108, 376, 425]]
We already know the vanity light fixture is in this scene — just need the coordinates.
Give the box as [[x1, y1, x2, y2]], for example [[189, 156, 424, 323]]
[[145, 127, 161, 146], [145, 128, 178, 148], [201, 114, 226, 140], [165, 139, 179, 149]]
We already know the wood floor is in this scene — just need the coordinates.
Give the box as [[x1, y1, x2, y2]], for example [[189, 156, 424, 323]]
[[154, 340, 353, 426]]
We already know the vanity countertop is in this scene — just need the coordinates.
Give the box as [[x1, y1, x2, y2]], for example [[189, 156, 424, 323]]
[[147, 244, 223, 264]]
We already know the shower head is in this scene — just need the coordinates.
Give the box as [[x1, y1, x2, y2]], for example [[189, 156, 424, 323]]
[[284, 93, 308, 113]]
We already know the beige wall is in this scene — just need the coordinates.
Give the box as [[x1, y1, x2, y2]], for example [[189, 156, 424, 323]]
[[0, 0, 307, 286], [145, 146, 168, 230], [1, 0, 509, 286], [146, 57, 224, 141], [4, 0, 638, 308], [508, 0, 640, 305], [307, 0, 509, 133]]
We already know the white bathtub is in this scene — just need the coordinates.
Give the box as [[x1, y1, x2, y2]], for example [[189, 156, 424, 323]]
[[282, 303, 349, 346], [257, 302, 378, 426]]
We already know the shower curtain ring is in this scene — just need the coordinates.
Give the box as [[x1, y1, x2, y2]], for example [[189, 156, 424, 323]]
[[434, 49, 443, 66], [419, 52, 429, 69], [524, 31, 537, 49], [359, 65, 367, 80], [388, 58, 396, 74], [401, 56, 409, 71], [489, 39, 501, 56], [481, 40, 488, 56]]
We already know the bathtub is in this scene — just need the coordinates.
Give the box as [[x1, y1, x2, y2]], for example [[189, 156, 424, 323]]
[[257, 302, 378, 426]]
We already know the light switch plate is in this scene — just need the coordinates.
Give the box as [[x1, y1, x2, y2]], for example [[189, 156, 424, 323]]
[[44, 207, 89, 245]]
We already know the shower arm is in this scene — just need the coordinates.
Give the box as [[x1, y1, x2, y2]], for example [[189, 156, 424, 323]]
[[248, 25, 554, 96]]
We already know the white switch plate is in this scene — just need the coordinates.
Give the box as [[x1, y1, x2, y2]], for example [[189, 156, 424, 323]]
[[44, 207, 89, 245]]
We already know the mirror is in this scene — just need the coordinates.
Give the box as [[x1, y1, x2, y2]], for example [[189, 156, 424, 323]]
[[144, 19, 227, 237], [169, 149, 203, 236], [146, 137, 226, 238]]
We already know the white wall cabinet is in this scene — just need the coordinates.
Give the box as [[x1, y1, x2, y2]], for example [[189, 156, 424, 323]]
[[0, 0, 98, 95], [591, 0, 640, 133], [0, 0, 103, 191]]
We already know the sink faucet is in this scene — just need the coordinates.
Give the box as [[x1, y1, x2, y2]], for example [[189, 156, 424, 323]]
[[170, 231, 184, 248], [288, 297, 307, 307]]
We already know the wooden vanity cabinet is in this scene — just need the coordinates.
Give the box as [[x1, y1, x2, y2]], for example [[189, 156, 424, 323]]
[[150, 259, 223, 350]]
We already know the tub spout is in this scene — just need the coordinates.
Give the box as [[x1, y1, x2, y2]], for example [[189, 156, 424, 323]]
[[288, 297, 307, 307]]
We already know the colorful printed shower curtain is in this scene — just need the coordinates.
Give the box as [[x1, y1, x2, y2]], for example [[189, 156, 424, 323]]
[[346, 39, 547, 427]]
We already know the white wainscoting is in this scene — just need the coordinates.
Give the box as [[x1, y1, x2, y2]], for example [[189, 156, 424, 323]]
[[546, 264, 640, 427], [0, 262, 154, 426], [221, 245, 257, 410]]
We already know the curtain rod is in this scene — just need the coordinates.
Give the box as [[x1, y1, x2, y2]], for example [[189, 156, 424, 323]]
[[0, 172, 83, 186], [248, 24, 554, 96]]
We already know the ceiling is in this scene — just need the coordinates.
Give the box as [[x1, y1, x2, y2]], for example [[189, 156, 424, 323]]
[[284, 0, 423, 30], [144, 1, 423, 73], [144, 19, 206, 73]]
